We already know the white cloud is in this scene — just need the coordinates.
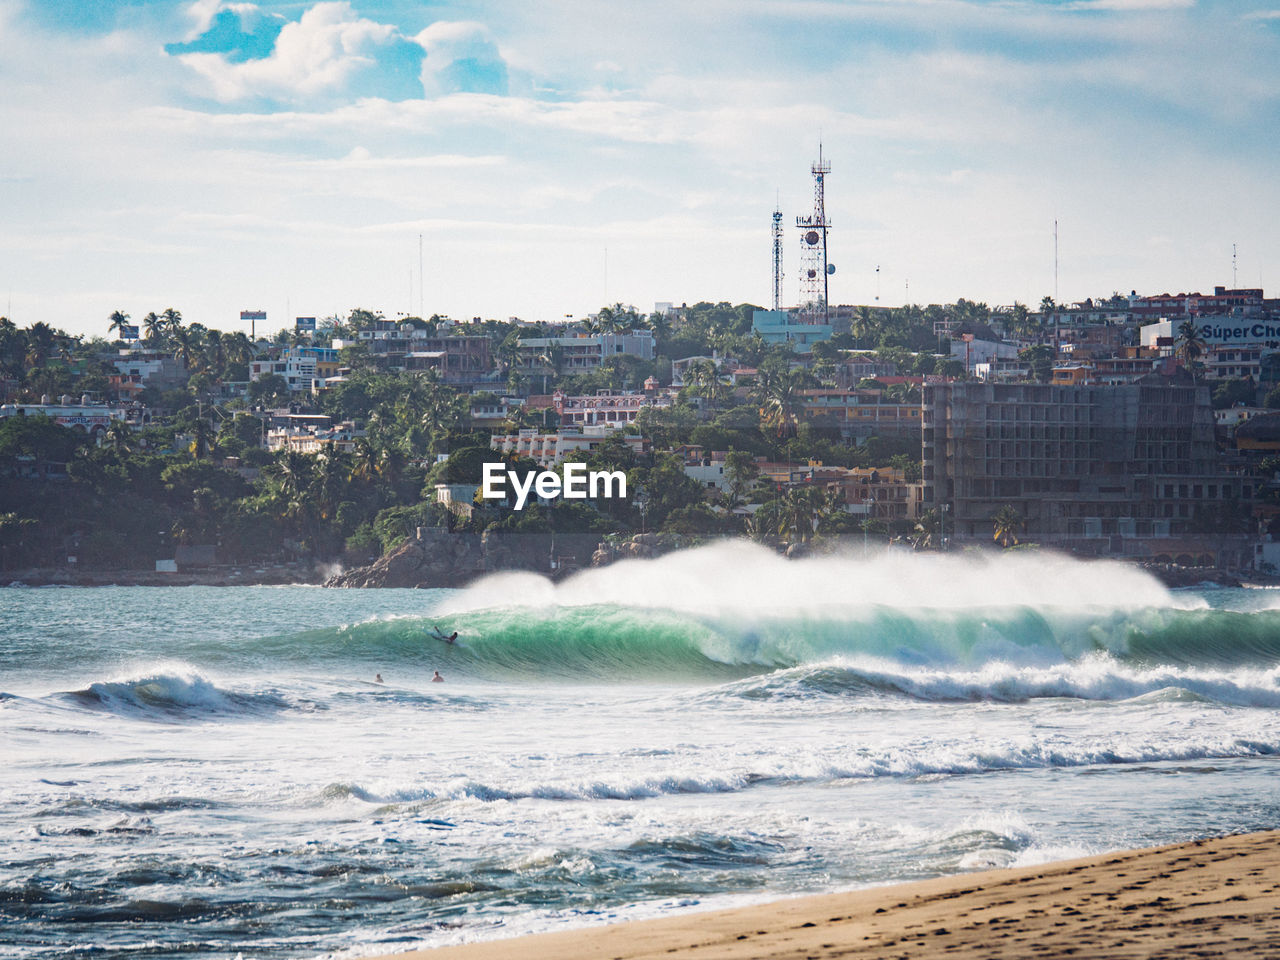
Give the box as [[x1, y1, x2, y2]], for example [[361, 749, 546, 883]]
[[414, 20, 508, 96], [1063, 0, 1195, 10], [172, 1, 403, 103]]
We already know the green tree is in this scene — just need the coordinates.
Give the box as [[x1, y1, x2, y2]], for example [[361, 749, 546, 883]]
[[991, 504, 1024, 548], [723, 449, 759, 508], [1176, 320, 1207, 377], [758, 367, 816, 438], [107, 310, 131, 340]]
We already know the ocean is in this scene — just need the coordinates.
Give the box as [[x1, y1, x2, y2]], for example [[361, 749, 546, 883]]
[[3, 542, 1280, 959]]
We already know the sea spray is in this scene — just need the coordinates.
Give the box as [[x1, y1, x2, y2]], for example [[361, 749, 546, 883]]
[[435, 541, 1182, 618]]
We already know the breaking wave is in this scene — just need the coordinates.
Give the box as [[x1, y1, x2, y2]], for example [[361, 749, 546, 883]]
[[62, 669, 290, 720]]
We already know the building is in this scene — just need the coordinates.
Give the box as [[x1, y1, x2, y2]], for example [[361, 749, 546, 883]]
[[250, 346, 341, 393], [673, 446, 729, 492], [951, 337, 1020, 375], [469, 395, 526, 430], [922, 372, 1254, 566], [1089, 349, 1170, 385], [0, 398, 142, 438], [514, 331, 655, 376], [827, 466, 925, 522], [801, 388, 922, 440], [357, 331, 491, 383], [972, 359, 1031, 382], [490, 427, 649, 467], [1130, 286, 1264, 322], [1141, 316, 1280, 351], [833, 357, 900, 388], [751, 310, 834, 353], [112, 349, 188, 390], [265, 419, 362, 454], [553, 390, 671, 427]]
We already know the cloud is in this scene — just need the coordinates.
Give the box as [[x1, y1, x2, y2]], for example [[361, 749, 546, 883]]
[[167, 1, 424, 105], [1063, 0, 1195, 10], [415, 20, 510, 97], [167, 4, 284, 63]]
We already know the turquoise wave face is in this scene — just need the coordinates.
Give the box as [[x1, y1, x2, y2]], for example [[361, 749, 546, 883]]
[[235, 602, 1280, 689]]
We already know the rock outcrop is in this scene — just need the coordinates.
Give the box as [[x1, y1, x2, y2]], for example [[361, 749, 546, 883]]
[[590, 533, 666, 566], [325, 528, 604, 588]]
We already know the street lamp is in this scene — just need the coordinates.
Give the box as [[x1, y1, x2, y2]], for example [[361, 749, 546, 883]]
[[863, 495, 875, 554], [941, 502, 951, 551]]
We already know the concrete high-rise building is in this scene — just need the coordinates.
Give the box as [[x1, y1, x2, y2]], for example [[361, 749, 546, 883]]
[[922, 370, 1254, 566]]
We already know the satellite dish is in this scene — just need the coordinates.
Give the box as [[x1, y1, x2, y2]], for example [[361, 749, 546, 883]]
[[805, 230, 820, 245], [826, 264, 836, 275]]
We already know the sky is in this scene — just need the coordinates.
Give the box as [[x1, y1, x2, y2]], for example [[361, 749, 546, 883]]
[[2, 0, 1279, 338]]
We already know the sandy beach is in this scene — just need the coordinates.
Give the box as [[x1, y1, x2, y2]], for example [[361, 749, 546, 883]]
[[396, 831, 1280, 959]]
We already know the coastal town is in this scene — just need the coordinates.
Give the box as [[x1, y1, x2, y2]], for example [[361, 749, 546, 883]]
[[2, 276, 1278, 585]]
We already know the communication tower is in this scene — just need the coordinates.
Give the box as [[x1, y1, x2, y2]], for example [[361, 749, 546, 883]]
[[772, 207, 785, 311], [795, 147, 832, 323]]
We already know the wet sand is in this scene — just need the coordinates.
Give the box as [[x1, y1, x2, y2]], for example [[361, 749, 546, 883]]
[[390, 830, 1280, 959]]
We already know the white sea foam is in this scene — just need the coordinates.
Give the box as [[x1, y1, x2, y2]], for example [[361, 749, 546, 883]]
[[438, 541, 1182, 618]]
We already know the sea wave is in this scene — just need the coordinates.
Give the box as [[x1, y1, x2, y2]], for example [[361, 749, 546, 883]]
[[714, 655, 1280, 707], [305, 731, 1280, 806], [62, 669, 290, 720], [254, 545, 1279, 680]]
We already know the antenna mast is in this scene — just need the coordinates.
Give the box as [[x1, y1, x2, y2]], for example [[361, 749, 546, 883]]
[[1054, 219, 1059, 303], [772, 206, 784, 311], [796, 145, 832, 323]]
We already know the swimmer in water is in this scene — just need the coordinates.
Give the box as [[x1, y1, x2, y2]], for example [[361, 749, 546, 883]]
[[375, 673, 383, 683], [431, 670, 444, 682]]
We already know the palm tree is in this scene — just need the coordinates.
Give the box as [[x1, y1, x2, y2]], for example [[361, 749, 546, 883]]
[[775, 486, 834, 544], [913, 509, 942, 550], [201, 328, 225, 375], [106, 420, 133, 453], [23, 322, 56, 372], [350, 437, 380, 484], [852, 306, 879, 347], [990, 505, 1024, 548], [161, 307, 183, 334], [143, 312, 164, 345], [759, 368, 815, 439], [684, 358, 726, 404], [170, 323, 196, 369], [312, 450, 352, 522], [1009, 301, 1030, 338], [538, 343, 565, 390], [646, 310, 672, 345], [190, 416, 214, 460], [107, 310, 131, 340], [224, 331, 254, 369], [1176, 320, 1207, 376]]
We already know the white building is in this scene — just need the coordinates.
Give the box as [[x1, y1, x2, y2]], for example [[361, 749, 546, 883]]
[[490, 426, 649, 467], [554, 390, 670, 427], [250, 346, 341, 393], [0, 398, 133, 438]]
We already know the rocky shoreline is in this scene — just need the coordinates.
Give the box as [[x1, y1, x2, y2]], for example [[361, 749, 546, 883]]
[[3, 563, 324, 588], [4, 534, 1268, 590]]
